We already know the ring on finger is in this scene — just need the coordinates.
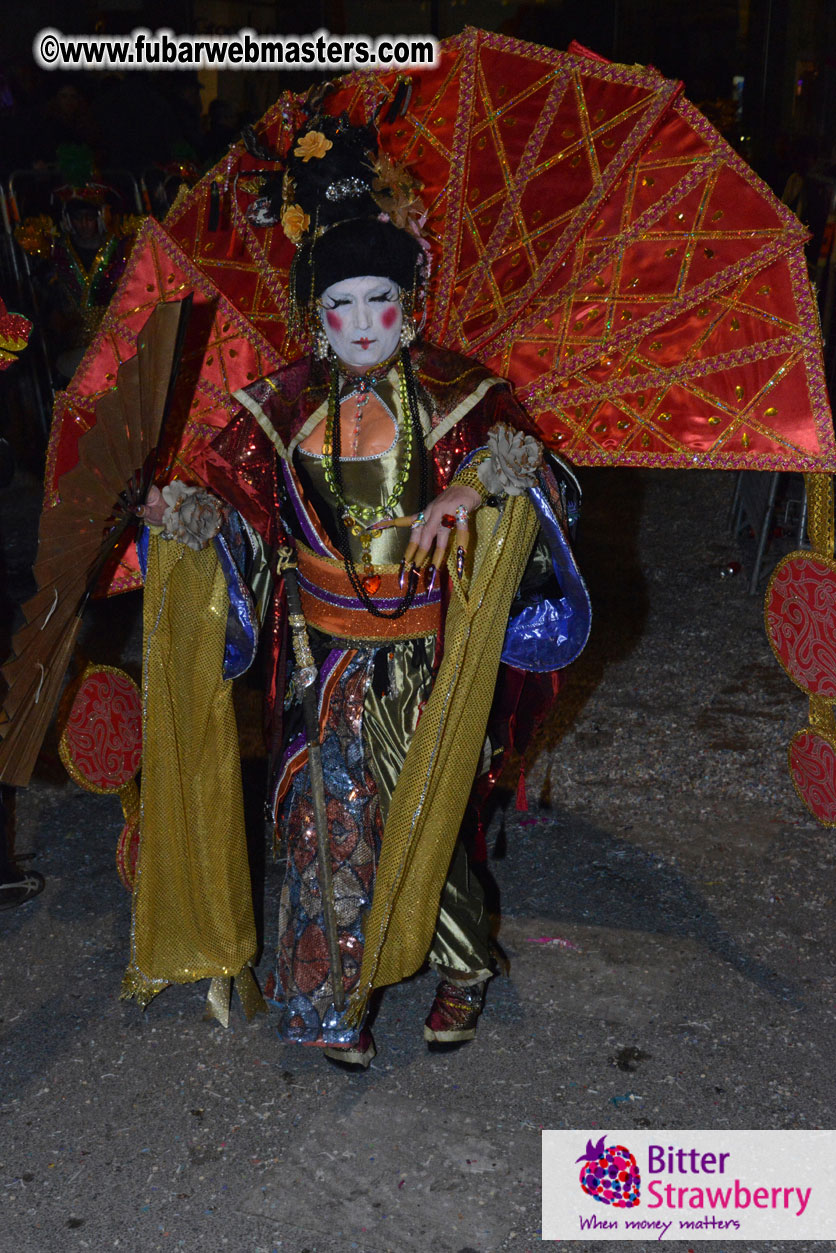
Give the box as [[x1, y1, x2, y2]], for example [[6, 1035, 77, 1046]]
[[454, 505, 469, 525], [411, 511, 426, 530], [440, 513, 456, 529]]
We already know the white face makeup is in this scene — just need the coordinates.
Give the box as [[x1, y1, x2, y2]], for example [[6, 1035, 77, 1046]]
[[319, 275, 403, 371]]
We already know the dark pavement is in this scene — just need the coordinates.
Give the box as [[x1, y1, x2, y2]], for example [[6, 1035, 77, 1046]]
[[1, 465, 833, 1253]]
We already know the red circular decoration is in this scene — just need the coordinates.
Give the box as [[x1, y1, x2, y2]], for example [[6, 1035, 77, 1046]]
[[116, 817, 140, 891], [788, 728, 836, 827], [765, 553, 836, 700], [60, 667, 142, 793]]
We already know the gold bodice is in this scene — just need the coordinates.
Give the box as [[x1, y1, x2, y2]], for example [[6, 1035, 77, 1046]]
[[297, 377, 423, 566]]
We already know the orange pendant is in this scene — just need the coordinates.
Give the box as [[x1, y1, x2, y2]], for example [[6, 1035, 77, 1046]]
[[362, 573, 381, 596]]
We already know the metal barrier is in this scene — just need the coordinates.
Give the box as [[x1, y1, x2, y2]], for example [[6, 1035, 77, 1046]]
[[0, 184, 54, 446]]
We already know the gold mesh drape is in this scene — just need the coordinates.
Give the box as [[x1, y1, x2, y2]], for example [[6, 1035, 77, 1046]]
[[804, 473, 834, 558], [346, 493, 539, 1023], [801, 473, 836, 741], [121, 534, 256, 1006]]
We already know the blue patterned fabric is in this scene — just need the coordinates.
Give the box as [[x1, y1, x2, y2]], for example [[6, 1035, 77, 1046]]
[[500, 472, 592, 672], [453, 449, 591, 672], [213, 514, 259, 680], [138, 520, 259, 681]]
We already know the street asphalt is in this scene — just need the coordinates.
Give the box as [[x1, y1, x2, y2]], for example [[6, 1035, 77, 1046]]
[[1, 465, 834, 1253]]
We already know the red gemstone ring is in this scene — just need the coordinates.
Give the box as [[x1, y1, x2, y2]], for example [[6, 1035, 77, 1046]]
[[440, 513, 456, 528]]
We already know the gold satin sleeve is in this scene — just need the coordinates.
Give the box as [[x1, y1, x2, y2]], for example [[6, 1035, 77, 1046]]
[[362, 643, 493, 980], [121, 534, 256, 1006], [346, 492, 539, 1023]]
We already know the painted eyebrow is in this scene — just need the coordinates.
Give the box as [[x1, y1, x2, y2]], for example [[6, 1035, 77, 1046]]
[[321, 285, 396, 306]]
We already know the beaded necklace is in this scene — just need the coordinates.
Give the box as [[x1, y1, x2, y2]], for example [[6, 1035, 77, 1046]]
[[323, 348, 428, 618], [322, 359, 413, 527]]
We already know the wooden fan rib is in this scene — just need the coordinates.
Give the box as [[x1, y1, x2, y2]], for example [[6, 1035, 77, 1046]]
[[2, 600, 82, 692], [31, 536, 107, 587], [48, 452, 118, 504], [0, 297, 189, 784], [18, 575, 84, 630], [77, 427, 135, 504], [87, 390, 145, 490], [96, 363, 144, 475], [137, 300, 183, 465], [8, 584, 84, 669], [0, 619, 83, 785], [49, 464, 114, 512]]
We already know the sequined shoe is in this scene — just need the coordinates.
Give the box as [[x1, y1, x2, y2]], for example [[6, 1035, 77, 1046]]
[[424, 979, 486, 1050], [322, 1028, 376, 1072]]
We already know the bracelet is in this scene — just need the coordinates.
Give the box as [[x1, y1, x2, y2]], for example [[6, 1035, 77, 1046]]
[[451, 450, 494, 505]]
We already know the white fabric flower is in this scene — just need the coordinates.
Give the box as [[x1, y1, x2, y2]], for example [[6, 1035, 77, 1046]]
[[161, 482, 224, 550], [477, 423, 542, 497]]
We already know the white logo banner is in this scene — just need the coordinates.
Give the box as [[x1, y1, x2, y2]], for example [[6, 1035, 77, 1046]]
[[542, 1130, 836, 1241]]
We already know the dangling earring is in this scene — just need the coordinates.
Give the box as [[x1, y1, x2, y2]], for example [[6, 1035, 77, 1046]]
[[400, 286, 417, 348], [315, 325, 330, 359]]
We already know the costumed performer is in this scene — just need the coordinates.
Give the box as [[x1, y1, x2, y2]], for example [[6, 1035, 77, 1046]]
[[133, 111, 591, 1067], [15, 147, 141, 385]]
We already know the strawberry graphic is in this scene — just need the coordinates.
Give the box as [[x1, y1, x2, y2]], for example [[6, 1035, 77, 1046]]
[[576, 1136, 641, 1207]]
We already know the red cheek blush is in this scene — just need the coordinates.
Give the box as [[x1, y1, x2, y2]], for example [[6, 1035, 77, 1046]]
[[381, 305, 399, 329], [325, 311, 342, 331]]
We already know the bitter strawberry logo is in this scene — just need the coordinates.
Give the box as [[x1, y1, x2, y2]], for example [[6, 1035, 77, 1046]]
[[577, 1136, 641, 1207]]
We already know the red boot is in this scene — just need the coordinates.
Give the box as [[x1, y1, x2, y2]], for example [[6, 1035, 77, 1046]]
[[424, 979, 486, 1049]]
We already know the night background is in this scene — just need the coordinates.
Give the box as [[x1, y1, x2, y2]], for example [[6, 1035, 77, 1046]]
[[2, 1, 834, 188], [2, 7, 836, 1251]]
